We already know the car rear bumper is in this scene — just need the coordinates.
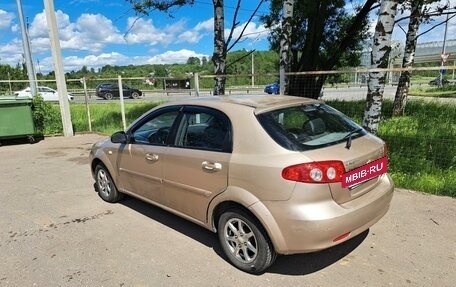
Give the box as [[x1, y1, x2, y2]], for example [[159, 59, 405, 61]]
[[251, 173, 394, 254]]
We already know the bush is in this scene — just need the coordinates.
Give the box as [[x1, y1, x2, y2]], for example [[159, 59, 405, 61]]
[[31, 96, 62, 135]]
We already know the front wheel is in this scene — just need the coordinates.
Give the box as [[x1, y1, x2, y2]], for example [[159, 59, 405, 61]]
[[103, 92, 113, 100], [95, 164, 123, 202], [218, 209, 277, 274]]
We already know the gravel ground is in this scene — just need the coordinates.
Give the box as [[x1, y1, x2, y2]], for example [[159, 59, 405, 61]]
[[0, 134, 455, 286]]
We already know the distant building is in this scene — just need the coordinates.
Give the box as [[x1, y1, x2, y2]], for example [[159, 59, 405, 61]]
[[360, 39, 456, 67]]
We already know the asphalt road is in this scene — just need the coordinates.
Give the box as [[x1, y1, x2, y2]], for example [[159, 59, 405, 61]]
[[72, 85, 455, 104], [0, 134, 455, 286]]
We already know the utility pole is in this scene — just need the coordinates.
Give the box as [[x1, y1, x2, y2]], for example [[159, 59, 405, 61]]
[[440, 13, 449, 86], [43, 0, 73, 137], [251, 52, 254, 87], [16, 0, 37, 95]]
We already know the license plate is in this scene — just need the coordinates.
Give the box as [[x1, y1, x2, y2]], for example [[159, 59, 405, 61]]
[[341, 157, 388, 188]]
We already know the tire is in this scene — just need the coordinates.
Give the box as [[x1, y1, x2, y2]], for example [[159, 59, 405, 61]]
[[218, 209, 277, 274], [94, 164, 123, 202], [103, 92, 113, 100], [131, 91, 140, 99]]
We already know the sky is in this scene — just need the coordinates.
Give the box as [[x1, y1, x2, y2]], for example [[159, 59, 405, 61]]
[[0, 0, 270, 74], [0, 0, 455, 74]]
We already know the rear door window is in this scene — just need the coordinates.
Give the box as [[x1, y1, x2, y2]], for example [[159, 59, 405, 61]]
[[174, 106, 232, 153]]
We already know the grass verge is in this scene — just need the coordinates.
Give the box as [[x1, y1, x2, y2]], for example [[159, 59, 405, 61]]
[[409, 85, 456, 98], [38, 99, 456, 198], [329, 100, 456, 197]]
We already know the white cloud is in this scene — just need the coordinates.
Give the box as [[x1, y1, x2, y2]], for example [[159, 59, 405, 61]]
[[35, 50, 209, 73], [0, 40, 23, 66], [75, 13, 123, 44], [124, 17, 186, 46], [27, 11, 124, 54], [194, 18, 213, 31], [0, 10, 15, 30], [144, 49, 207, 64], [37, 52, 127, 73], [225, 21, 268, 42], [177, 18, 213, 44]]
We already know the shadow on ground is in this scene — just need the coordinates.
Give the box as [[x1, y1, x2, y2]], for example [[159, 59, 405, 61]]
[[118, 195, 368, 276], [0, 134, 44, 146]]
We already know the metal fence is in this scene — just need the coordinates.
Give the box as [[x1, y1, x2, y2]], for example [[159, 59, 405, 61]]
[[1, 66, 455, 195]]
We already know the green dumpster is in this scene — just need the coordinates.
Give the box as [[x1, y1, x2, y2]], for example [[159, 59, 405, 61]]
[[0, 96, 36, 144]]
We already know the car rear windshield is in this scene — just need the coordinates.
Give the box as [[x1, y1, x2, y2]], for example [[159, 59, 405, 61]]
[[256, 103, 366, 151]]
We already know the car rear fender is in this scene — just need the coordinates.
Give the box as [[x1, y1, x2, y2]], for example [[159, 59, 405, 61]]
[[207, 186, 287, 253]]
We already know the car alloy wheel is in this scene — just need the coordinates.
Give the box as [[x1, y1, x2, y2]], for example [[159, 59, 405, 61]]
[[95, 164, 123, 202], [224, 217, 258, 263], [131, 91, 140, 99], [104, 92, 113, 100], [218, 209, 276, 274]]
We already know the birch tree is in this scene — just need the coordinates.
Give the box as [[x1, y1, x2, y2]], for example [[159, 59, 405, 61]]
[[212, 0, 226, 95], [362, 0, 400, 134], [392, 0, 455, 116], [262, 0, 379, 98], [279, 0, 294, 95], [392, 1, 423, 117]]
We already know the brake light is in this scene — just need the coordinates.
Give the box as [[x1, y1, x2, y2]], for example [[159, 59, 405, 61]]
[[282, 161, 346, 183]]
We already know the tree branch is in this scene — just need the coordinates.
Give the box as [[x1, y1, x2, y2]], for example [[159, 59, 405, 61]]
[[226, 50, 256, 69], [416, 13, 456, 39], [227, 0, 265, 52], [226, 0, 242, 48], [323, 0, 378, 70]]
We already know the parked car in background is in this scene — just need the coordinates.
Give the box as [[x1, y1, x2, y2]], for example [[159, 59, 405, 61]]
[[264, 82, 325, 98], [90, 94, 393, 274], [14, 86, 74, 102], [264, 82, 279, 94], [95, 83, 143, 100]]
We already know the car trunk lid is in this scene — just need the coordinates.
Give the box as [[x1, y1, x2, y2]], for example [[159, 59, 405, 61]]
[[301, 134, 386, 204]]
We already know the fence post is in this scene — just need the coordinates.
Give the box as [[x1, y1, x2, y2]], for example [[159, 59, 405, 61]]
[[194, 73, 200, 97], [82, 77, 92, 132], [118, 75, 126, 131]]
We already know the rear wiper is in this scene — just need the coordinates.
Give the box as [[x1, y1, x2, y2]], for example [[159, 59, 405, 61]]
[[343, 128, 363, 149]]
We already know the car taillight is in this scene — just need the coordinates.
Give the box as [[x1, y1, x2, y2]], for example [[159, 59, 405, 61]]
[[282, 161, 346, 183]]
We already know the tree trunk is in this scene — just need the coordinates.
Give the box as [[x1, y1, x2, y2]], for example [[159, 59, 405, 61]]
[[362, 0, 399, 134], [212, 0, 226, 95], [283, 0, 378, 99], [279, 0, 294, 95], [392, 2, 422, 116]]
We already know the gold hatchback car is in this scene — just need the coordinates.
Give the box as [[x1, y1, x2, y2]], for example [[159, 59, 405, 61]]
[[90, 95, 394, 273]]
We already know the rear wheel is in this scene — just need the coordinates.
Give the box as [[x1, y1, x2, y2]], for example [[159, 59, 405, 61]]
[[103, 92, 113, 100], [218, 209, 277, 274], [131, 91, 140, 99], [95, 164, 123, 202]]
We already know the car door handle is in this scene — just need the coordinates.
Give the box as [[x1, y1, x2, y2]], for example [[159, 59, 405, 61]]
[[145, 153, 159, 161], [202, 161, 222, 172]]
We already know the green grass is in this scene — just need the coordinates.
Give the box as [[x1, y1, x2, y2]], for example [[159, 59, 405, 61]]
[[41, 100, 456, 198], [70, 102, 160, 135], [328, 100, 456, 197], [409, 84, 456, 98]]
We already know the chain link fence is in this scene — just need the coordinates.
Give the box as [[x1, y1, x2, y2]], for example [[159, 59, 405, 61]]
[[1, 66, 455, 195]]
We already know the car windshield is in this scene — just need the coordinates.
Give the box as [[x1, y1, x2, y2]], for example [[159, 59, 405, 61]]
[[256, 103, 366, 151]]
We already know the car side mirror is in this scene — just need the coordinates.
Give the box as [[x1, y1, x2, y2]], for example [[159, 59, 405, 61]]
[[111, 131, 128, 144]]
